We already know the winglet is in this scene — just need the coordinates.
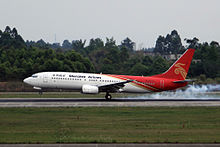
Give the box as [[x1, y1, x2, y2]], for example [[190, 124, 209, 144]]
[[152, 49, 195, 80]]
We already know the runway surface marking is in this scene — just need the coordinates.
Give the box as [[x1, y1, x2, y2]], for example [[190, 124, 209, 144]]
[[0, 98, 220, 107]]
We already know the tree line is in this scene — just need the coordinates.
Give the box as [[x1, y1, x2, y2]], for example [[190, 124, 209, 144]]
[[0, 26, 220, 83], [0, 26, 94, 81]]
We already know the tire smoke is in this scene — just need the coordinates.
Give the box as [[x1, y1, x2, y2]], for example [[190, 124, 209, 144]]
[[134, 84, 220, 99]]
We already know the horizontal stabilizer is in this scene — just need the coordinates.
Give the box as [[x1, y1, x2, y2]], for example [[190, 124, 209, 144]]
[[173, 79, 194, 83]]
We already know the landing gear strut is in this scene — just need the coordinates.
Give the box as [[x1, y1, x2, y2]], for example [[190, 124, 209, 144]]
[[39, 91, 43, 95], [105, 92, 112, 100]]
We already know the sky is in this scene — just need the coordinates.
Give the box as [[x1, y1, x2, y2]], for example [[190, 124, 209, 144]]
[[0, 0, 220, 49]]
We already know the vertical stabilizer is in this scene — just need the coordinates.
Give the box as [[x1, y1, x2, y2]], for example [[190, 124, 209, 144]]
[[152, 49, 195, 80]]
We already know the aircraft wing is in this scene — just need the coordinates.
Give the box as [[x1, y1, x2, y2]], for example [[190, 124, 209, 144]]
[[98, 80, 133, 92]]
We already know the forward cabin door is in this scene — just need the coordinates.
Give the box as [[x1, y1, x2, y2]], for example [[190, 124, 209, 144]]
[[42, 73, 51, 87], [44, 73, 56, 88], [43, 74, 48, 83]]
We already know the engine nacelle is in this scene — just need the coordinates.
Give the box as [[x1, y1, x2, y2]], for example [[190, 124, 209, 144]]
[[82, 85, 99, 94]]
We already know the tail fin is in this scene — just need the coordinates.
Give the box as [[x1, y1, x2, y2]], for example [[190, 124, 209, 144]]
[[153, 48, 195, 80]]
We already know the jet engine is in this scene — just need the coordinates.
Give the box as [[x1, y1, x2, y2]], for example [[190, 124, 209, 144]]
[[82, 85, 99, 94]]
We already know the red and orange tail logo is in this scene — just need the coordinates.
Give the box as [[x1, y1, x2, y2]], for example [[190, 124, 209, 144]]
[[174, 63, 187, 79], [151, 49, 195, 80]]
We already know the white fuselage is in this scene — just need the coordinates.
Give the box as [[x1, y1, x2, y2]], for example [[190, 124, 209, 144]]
[[23, 72, 151, 93]]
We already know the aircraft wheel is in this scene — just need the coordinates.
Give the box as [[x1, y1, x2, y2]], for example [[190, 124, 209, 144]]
[[39, 91, 43, 95], [105, 93, 112, 100]]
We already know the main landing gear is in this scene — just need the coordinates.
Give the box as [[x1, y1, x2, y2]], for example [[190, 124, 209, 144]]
[[105, 92, 112, 100]]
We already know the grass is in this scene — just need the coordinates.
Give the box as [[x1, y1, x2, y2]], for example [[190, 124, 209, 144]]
[[0, 107, 220, 143]]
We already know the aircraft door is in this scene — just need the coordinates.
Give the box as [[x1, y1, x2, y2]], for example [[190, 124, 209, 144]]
[[160, 80, 164, 89], [52, 77, 57, 88], [43, 74, 48, 83]]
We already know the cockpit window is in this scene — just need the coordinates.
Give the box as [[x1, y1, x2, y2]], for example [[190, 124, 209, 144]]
[[31, 74, 38, 78]]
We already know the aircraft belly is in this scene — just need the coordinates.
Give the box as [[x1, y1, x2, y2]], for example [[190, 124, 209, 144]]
[[123, 83, 150, 93]]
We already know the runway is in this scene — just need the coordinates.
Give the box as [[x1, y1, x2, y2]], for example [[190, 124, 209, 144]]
[[0, 144, 220, 147], [1, 98, 220, 107]]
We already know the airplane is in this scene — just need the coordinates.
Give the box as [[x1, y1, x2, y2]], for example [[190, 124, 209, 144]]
[[23, 48, 195, 100]]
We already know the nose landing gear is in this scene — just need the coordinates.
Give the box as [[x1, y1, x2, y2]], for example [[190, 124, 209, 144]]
[[105, 92, 112, 100], [39, 91, 43, 95]]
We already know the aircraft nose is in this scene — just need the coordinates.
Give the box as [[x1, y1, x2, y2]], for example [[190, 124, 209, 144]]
[[23, 77, 31, 85]]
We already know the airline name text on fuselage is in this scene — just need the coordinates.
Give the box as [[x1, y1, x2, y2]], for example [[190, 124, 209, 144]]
[[52, 74, 102, 79]]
